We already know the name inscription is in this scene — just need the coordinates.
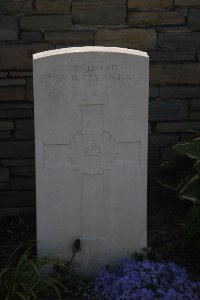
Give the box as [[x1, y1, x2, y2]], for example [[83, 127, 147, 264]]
[[69, 64, 121, 83]]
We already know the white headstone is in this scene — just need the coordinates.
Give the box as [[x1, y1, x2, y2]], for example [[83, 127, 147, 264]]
[[33, 47, 149, 275]]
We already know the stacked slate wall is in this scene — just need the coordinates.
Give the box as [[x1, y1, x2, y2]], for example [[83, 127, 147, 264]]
[[0, 0, 200, 215]]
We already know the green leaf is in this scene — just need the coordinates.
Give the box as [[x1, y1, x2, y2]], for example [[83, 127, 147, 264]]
[[156, 156, 195, 190], [178, 174, 200, 203], [194, 159, 200, 173], [174, 137, 200, 159]]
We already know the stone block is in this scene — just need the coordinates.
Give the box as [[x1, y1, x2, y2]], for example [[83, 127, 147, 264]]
[[128, 11, 185, 26], [20, 15, 72, 29], [0, 15, 18, 40], [157, 122, 200, 132], [158, 31, 200, 49], [149, 100, 188, 122], [150, 63, 200, 85], [188, 9, 200, 30], [149, 86, 159, 98], [0, 86, 26, 101], [0, 141, 34, 158], [148, 50, 195, 62], [35, 0, 71, 12], [0, 121, 14, 130], [10, 71, 33, 77], [191, 99, 200, 111], [0, 44, 53, 70], [11, 166, 35, 176], [2, 159, 35, 167], [175, 0, 200, 6], [72, 0, 126, 25], [0, 103, 33, 119], [128, 0, 173, 8], [26, 78, 33, 101], [0, 72, 8, 78], [0, 0, 33, 13], [189, 112, 200, 120], [11, 177, 35, 190], [21, 31, 42, 41], [0, 191, 35, 208], [0, 168, 10, 182], [149, 134, 179, 147], [45, 30, 95, 45], [15, 120, 34, 140], [95, 29, 157, 50], [0, 182, 9, 190], [160, 86, 200, 98], [161, 147, 176, 161], [0, 132, 11, 139], [0, 79, 26, 87]]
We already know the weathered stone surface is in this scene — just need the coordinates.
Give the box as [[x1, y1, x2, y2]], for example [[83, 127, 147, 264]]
[[0, 79, 26, 86], [149, 100, 188, 122], [0, 86, 26, 101], [0, 44, 53, 70], [149, 86, 159, 98], [21, 31, 42, 41], [0, 121, 14, 130], [160, 86, 200, 98], [128, 11, 185, 26], [128, 0, 173, 8], [188, 9, 200, 30], [149, 134, 179, 147], [0, 15, 18, 40], [150, 63, 200, 84], [157, 122, 200, 132], [148, 50, 195, 61], [0, 141, 34, 158], [11, 166, 35, 176], [96, 29, 157, 50], [45, 30, 95, 45], [175, 0, 200, 6], [33, 47, 149, 275], [20, 15, 72, 29], [72, 0, 126, 25], [0, 0, 33, 13], [189, 112, 200, 120], [35, 0, 71, 12], [15, 120, 34, 139], [2, 159, 35, 167], [0, 168, 10, 182], [11, 177, 35, 190], [158, 31, 200, 49], [191, 99, 200, 111], [0, 191, 35, 208], [10, 71, 33, 77], [26, 78, 33, 101]]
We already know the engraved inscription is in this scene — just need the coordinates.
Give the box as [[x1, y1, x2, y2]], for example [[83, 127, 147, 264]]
[[69, 64, 121, 83]]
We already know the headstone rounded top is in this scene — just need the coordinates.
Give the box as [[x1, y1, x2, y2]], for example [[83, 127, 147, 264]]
[[33, 46, 148, 61]]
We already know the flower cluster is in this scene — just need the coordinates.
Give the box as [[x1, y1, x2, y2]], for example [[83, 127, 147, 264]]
[[85, 260, 200, 299]]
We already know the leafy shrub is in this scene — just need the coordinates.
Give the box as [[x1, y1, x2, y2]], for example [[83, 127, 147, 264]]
[[0, 242, 67, 300], [157, 135, 200, 203], [181, 205, 200, 260], [85, 260, 200, 300]]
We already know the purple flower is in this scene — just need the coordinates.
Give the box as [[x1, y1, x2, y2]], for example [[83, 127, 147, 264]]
[[85, 260, 200, 299]]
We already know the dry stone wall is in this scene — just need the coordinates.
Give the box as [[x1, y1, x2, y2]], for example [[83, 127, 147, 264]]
[[0, 0, 200, 213]]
